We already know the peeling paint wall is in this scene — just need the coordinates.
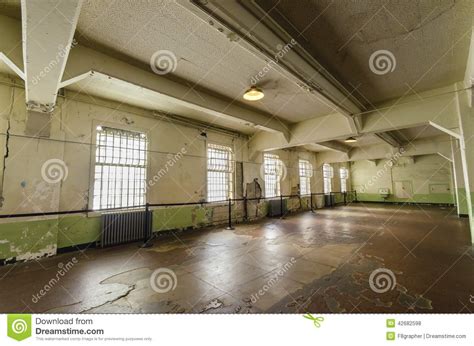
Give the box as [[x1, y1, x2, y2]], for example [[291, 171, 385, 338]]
[[0, 75, 321, 262], [351, 155, 454, 204]]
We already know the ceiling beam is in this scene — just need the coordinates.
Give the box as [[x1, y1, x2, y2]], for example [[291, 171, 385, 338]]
[[21, 0, 83, 113], [0, 13, 291, 138], [374, 132, 403, 148], [317, 140, 351, 154], [317, 135, 452, 163], [62, 45, 291, 139], [178, 0, 365, 123], [0, 14, 24, 79], [248, 85, 461, 154], [361, 85, 460, 135], [248, 112, 353, 158]]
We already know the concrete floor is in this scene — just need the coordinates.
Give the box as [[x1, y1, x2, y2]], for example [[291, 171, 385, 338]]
[[0, 204, 473, 313]]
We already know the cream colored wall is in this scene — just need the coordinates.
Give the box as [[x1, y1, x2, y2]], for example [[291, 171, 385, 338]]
[[0, 82, 236, 211], [0, 75, 323, 216], [350, 155, 454, 203], [259, 149, 321, 197]]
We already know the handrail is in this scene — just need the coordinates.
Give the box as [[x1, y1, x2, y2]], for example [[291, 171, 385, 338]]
[[0, 191, 357, 219]]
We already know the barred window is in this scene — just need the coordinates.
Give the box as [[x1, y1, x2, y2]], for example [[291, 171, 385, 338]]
[[93, 126, 147, 210], [340, 167, 349, 193], [207, 143, 234, 202], [299, 159, 312, 195], [264, 153, 283, 198], [323, 163, 333, 194]]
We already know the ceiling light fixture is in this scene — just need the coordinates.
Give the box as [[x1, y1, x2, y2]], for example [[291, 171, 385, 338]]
[[344, 137, 357, 143], [243, 86, 264, 101]]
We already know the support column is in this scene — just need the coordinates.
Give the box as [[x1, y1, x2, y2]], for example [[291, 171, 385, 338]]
[[456, 86, 474, 242], [451, 138, 469, 217], [21, 0, 83, 133]]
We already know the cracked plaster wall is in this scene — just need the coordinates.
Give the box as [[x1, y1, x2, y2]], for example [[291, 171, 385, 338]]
[[0, 75, 327, 262]]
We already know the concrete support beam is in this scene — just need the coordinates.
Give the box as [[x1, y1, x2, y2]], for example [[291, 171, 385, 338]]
[[456, 85, 474, 242], [62, 45, 291, 138], [375, 132, 403, 148], [248, 112, 353, 156], [248, 86, 460, 154], [0, 14, 24, 79], [178, 0, 365, 116], [21, 0, 83, 113], [317, 135, 451, 164], [361, 86, 460, 135], [0, 13, 291, 138], [451, 137, 469, 216], [317, 140, 352, 154]]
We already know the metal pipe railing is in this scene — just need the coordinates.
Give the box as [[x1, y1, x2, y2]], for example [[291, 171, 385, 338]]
[[0, 191, 357, 219]]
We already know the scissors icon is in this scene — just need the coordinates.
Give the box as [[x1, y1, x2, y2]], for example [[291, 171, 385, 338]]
[[303, 313, 325, 327], [470, 295, 474, 304]]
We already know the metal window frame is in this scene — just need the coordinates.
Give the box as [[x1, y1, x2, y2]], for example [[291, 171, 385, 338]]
[[207, 143, 234, 202], [323, 163, 333, 194], [264, 153, 282, 198], [299, 159, 312, 195], [93, 126, 148, 210], [339, 167, 348, 193]]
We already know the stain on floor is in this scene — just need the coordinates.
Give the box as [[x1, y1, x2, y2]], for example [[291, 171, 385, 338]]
[[0, 204, 473, 313]]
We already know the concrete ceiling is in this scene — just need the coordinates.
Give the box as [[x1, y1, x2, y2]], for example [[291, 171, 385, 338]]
[[336, 133, 382, 148], [255, 0, 473, 105], [74, 0, 337, 124], [66, 73, 258, 135], [0, 0, 468, 160], [392, 124, 447, 143], [304, 126, 448, 153], [303, 143, 333, 152]]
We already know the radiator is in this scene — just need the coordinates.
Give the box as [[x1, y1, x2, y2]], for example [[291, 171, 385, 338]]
[[267, 198, 288, 217], [324, 194, 336, 207], [100, 210, 152, 247]]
